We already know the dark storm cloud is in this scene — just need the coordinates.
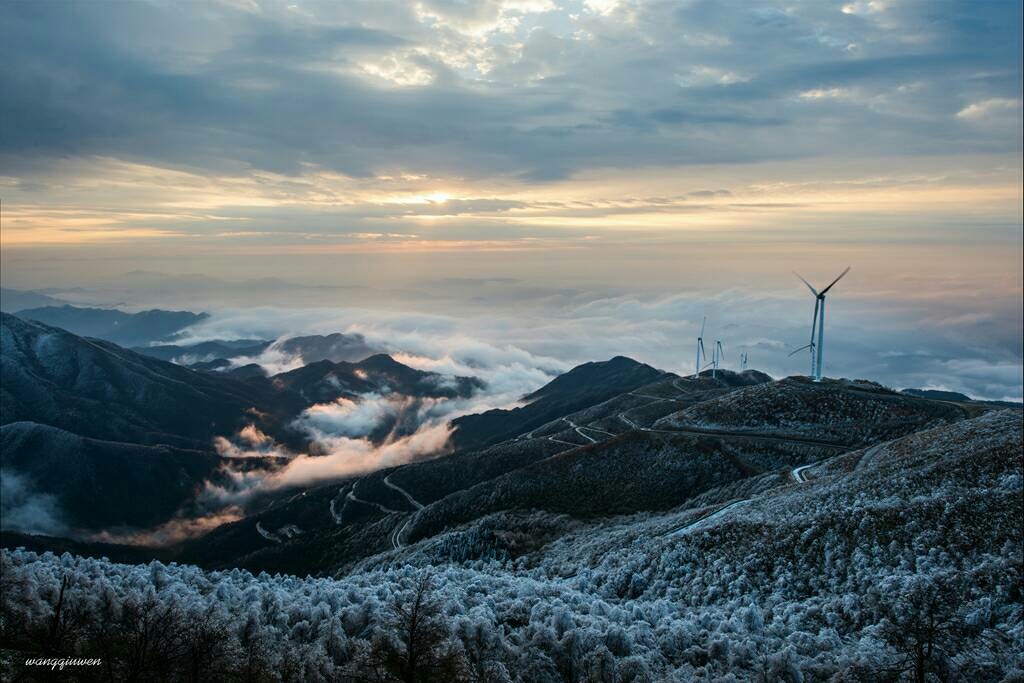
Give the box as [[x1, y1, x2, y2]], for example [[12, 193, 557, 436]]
[[1, 0, 1020, 182]]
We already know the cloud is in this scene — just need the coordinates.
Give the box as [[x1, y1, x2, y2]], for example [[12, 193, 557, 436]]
[[195, 322, 566, 508], [202, 419, 455, 506], [841, 1, 889, 16], [173, 279, 1022, 403], [88, 508, 246, 547], [267, 422, 454, 490], [1, 0, 1019, 183], [296, 393, 445, 440], [798, 87, 856, 101], [956, 98, 1022, 120], [0, 470, 67, 536], [213, 424, 288, 459], [956, 98, 1023, 133]]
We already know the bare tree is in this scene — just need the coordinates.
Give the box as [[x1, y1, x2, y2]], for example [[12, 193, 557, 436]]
[[40, 574, 85, 656], [183, 605, 236, 683], [238, 613, 275, 683], [876, 575, 966, 683], [346, 573, 460, 683]]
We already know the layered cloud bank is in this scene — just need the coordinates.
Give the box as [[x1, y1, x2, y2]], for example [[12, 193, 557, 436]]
[[174, 286, 1022, 403]]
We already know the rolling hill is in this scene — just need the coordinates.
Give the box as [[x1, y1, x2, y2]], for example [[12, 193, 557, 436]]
[[451, 356, 667, 450], [164, 363, 991, 576]]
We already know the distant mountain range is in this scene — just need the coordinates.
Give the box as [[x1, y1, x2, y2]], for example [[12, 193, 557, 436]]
[[132, 338, 272, 363], [13, 305, 208, 346], [134, 331, 384, 368], [0, 288, 69, 312], [901, 387, 1021, 408]]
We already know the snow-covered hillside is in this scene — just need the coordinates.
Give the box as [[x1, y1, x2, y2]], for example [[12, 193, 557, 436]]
[[3, 410, 1020, 682]]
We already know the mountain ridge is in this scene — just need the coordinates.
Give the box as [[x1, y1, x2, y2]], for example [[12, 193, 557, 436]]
[[14, 305, 209, 346]]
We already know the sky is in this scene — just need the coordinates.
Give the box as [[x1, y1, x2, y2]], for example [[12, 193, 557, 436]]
[[1, 0, 1022, 399]]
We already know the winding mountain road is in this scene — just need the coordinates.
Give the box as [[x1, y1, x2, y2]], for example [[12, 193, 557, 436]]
[[667, 499, 752, 537], [565, 418, 597, 443], [383, 473, 424, 510], [791, 464, 814, 483], [665, 453, 820, 538], [616, 407, 847, 451], [391, 514, 415, 550], [329, 486, 349, 524], [629, 390, 684, 403], [381, 473, 429, 550], [347, 481, 400, 514]]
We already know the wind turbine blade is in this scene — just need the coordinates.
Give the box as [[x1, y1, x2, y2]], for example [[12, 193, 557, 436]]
[[819, 266, 851, 295], [699, 316, 706, 337], [794, 272, 818, 296], [788, 343, 813, 357]]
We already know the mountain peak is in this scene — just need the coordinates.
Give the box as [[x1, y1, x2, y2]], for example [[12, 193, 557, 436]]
[[525, 356, 660, 402], [356, 353, 405, 370], [452, 356, 664, 451]]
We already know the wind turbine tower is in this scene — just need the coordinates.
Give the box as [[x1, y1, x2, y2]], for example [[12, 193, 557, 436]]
[[712, 340, 724, 378], [793, 267, 850, 382], [694, 317, 707, 378]]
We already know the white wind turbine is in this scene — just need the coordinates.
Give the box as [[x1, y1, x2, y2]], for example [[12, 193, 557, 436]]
[[694, 317, 707, 377], [793, 266, 850, 381], [712, 340, 724, 378], [788, 303, 819, 377]]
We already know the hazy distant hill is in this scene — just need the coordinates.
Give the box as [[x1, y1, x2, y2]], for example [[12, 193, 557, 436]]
[[14, 305, 208, 346], [133, 332, 381, 371], [901, 387, 972, 402], [272, 354, 484, 403], [276, 332, 381, 364], [0, 287, 67, 312], [902, 386, 1022, 408], [132, 339, 271, 364]]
